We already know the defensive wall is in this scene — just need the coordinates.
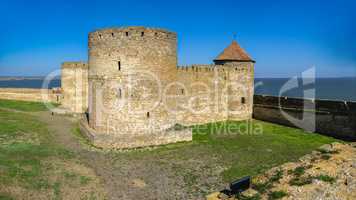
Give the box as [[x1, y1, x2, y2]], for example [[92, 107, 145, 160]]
[[176, 63, 254, 125], [0, 88, 61, 103], [253, 95, 356, 141], [82, 26, 255, 148]]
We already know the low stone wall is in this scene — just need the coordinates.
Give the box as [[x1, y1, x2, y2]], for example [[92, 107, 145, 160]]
[[253, 95, 356, 141], [79, 118, 192, 149], [0, 88, 62, 103]]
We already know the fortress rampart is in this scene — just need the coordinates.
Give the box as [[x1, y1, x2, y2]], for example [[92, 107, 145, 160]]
[[253, 95, 356, 141], [176, 63, 254, 125], [0, 88, 61, 103], [71, 26, 256, 148]]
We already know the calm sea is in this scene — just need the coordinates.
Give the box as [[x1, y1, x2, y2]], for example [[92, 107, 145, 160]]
[[0, 77, 355, 101], [255, 77, 356, 101], [0, 79, 61, 89]]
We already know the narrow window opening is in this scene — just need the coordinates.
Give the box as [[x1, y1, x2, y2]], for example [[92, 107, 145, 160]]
[[112, 32, 114, 37], [147, 112, 150, 118], [141, 32, 144, 37], [241, 97, 246, 104], [118, 61, 121, 71], [118, 89, 122, 98], [126, 32, 129, 36], [181, 89, 184, 94], [155, 32, 158, 36], [98, 34, 102, 39]]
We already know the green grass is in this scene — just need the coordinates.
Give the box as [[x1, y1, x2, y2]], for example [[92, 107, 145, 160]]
[[79, 176, 92, 185], [268, 191, 288, 200], [289, 176, 313, 186], [0, 194, 14, 200], [0, 99, 340, 198], [314, 175, 336, 183], [288, 166, 306, 177], [191, 120, 337, 181], [71, 125, 100, 149], [117, 119, 337, 188], [251, 169, 284, 194], [269, 169, 283, 183], [238, 193, 261, 200], [0, 99, 51, 112], [0, 108, 72, 193]]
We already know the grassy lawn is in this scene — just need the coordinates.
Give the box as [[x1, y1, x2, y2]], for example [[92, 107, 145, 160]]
[[0, 99, 339, 198], [0, 101, 105, 199], [0, 99, 52, 112], [192, 120, 338, 181], [117, 120, 338, 189]]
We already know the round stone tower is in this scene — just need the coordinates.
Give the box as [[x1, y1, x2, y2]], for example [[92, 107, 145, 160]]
[[87, 26, 184, 148]]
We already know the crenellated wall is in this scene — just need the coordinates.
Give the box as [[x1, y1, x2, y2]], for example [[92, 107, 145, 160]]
[[176, 62, 254, 125]]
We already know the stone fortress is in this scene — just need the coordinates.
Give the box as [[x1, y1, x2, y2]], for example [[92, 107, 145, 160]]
[[60, 26, 255, 149]]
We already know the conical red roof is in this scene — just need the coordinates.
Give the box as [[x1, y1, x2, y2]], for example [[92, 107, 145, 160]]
[[214, 40, 254, 62]]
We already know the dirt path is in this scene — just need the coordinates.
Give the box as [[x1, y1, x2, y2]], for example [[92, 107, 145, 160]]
[[34, 111, 201, 200], [34, 112, 121, 199]]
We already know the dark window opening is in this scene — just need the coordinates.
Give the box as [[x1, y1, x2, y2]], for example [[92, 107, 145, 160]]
[[181, 89, 184, 94], [126, 32, 129, 36], [155, 32, 158, 36], [241, 97, 246, 104], [118, 61, 121, 71], [112, 32, 114, 37], [147, 112, 150, 118], [141, 32, 144, 37], [98, 34, 102, 38], [118, 89, 122, 98]]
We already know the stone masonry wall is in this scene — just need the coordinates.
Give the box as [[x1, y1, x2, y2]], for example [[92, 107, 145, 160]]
[[253, 95, 356, 141], [84, 26, 254, 148], [87, 26, 182, 148], [61, 62, 88, 113], [0, 88, 61, 103], [176, 62, 254, 125]]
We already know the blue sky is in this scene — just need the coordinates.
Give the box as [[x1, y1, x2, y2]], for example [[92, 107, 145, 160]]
[[0, 0, 355, 78]]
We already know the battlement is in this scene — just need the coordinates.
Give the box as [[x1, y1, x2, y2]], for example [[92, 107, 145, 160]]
[[61, 62, 88, 69], [177, 64, 220, 72], [177, 63, 250, 72], [88, 26, 177, 45]]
